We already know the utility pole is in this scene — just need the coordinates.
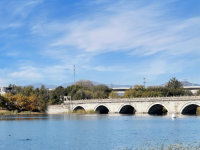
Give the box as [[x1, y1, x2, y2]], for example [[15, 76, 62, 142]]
[[184, 79, 187, 86], [146, 78, 148, 88], [143, 78, 146, 88], [192, 78, 194, 86], [74, 64, 75, 84]]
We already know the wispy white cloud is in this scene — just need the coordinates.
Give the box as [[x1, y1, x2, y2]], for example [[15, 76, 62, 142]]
[[82, 65, 128, 72], [0, 64, 71, 86], [30, 0, 199, 79], [6, 52, 20, 57], [10, 66, 42, 79], [137, 59, 183, 76], [0, 0, 199, 86], [11, 0, 43, 18], [46, 1, 200, 57]]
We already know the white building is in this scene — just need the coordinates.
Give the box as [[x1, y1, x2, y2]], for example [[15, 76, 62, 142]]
[[0, 87, 16, 96], [183, 86, 200, 94], [112, 86, 200, 95]]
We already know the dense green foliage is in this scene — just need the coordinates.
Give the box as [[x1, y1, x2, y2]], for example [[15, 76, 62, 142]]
[[1, 81, 112, 108], [124, 77, 192, 98], [197, 89, 200, 96], [1, 78, 195, 109], [50, 83, 112, 104], [109, 91, 119, 98]]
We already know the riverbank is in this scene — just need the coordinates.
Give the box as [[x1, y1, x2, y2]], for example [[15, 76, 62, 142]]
[[124, 141, 200, 150], [0, 110, 44, 115], [68, 109, 99, 114]]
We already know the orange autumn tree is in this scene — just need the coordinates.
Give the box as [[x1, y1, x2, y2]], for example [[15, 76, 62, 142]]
[[25, 95, 38, 111], [3, 93, 17, 109], [16, 94, 27, 110]]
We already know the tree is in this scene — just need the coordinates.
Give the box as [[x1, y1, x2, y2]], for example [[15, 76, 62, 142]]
[[123, 85, 146, 98], [73, 89, 86, 100], [197, 90, 200, 96], [16, 94, 27, 110], [91, 84, 112, 98], [93, 91, 107, 99], [166, 77, 183, 89], [65, 85, 82, 99], [0, 94, 9, 109], [109, 91, 119, 98], [41, 85, 45, 90], [75, 80, 94, 89], [50, 86, 65, 104], [84, 90, 93, 99], [34, 88, 40, 97], [23, 86, 34, 96]]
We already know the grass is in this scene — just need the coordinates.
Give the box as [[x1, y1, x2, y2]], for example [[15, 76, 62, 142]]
[[123, 141, 200, 150], [0, 110, 44, 115], [0, 110, 18, 115], [68, 109, 99, 114], [196, 107, 200, 114]]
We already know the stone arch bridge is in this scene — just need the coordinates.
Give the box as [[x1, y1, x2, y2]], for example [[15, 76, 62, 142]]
[[47, 96, 200, 115]]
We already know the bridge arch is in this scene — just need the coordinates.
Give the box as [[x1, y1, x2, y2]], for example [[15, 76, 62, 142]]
[[94, 104, 110, 114], [180, 102, 200, 114], [147, 103, 169, 115], [118, 104, 137, 114], [72, 105, 86, 112]]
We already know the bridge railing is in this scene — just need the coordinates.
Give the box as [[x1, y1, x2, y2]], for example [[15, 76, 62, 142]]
[[64, 96, 200, 104]]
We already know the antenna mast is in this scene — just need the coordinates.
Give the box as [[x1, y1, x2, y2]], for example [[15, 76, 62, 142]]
[[184, 79, 187, 86], [143, 78, 146, 88], [74, 64, 76, 84]]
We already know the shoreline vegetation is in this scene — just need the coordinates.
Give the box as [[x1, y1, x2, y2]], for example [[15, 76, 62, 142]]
[[0, 110, 44, 115], [68, 109, 99, 114], [1, 77, 200, 115], [197, 107, 200, 114], [123, 141, 200, 150], [1, 108, 200, 115]]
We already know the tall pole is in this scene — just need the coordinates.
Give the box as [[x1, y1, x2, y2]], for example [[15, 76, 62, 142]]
[[192, 78, 193, 86], [147, 78, 148, 88], [74, 64, 75, 84], [184, 79, 187, 86], [143, 78, 146, 88]]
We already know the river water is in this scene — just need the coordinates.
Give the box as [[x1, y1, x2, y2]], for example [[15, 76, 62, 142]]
[[0, 114, 200, 150]]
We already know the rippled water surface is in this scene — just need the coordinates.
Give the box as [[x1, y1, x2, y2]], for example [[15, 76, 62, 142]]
[[0, 114, 200, 150]]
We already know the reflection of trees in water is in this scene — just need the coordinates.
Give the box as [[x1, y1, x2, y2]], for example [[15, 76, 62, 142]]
[[0, 114, 48, 121]]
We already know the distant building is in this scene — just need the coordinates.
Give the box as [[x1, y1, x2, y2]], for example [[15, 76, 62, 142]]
[[46, 88, 55, 91], [112, 86, 200, 95], [183, 86, 200, 94], [0, 87, 16, 96]]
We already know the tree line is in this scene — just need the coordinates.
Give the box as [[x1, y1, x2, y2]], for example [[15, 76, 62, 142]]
[[0, 80, 112, 111], [124, 78, 193, 98], [0, 85, 48, 112], [50, 80, 112, 104], [0, 78, 198, 112]]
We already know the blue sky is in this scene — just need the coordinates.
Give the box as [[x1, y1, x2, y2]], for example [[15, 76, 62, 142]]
[[0, 0, 200, 87]]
